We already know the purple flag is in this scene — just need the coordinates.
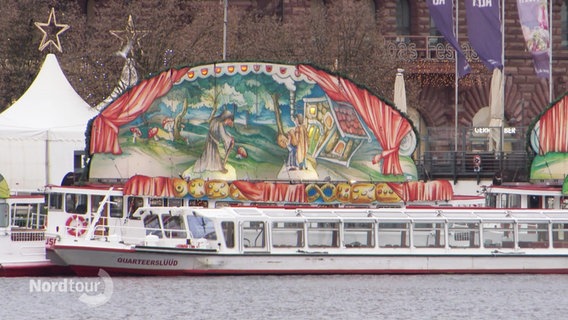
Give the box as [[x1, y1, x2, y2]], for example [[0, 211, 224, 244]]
[[517, 0, 550, 78], [427, 0, 471, 78], [465, 0, 503, 70]]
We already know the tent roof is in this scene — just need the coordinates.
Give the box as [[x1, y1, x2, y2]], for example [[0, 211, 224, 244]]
[[0, 54, 98, 131]]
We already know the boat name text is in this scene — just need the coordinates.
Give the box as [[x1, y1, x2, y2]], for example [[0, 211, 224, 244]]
[[117, 257, 179, 266]]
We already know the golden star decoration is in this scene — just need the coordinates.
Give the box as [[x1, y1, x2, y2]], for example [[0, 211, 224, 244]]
[[35, 8, 69, 53], [109, 15, 149, 58]]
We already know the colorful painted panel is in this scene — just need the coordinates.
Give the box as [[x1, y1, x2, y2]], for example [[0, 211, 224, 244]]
[[529, 92, 568, 184], [88, 63, 418, 185]]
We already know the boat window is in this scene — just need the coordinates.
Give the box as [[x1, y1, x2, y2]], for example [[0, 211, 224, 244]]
[[413, 222, 445, 248], [149, 198, 164, 206], [9, 203, 44, 229], [242, 221, 266, 248], [161, 214, 187, 239], [552, 223, 568, 248], [48, 193, 64, 210], [128, 197, 144, 217], [482, 223, 514, 248], [91, 195, 102, 214], [307, 221, 339, 248], [448, 222, 480, 248], [344, 222, 374, 248], [0, 203, 8, 227], [144, 214, 163, 238], [109, 196, 124, 217], [272, 221, 304, 248], [222, 221, 235, 248], [187, 215, 217, 240], [65, 193, 88, 214], [378, 222, 410, 248], [518, 223, 549, 249], [166, 198, 183, 207]]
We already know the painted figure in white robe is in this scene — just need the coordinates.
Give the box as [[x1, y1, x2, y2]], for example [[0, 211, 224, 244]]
[[194, 110, 234, 173]]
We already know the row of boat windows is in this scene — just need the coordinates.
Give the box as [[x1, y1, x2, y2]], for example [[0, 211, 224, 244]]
[[486, 194, 568, 210], [142, 214, 568, 250]]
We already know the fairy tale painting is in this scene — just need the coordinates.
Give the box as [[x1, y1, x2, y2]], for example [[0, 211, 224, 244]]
[[88, 62, 454, 205]]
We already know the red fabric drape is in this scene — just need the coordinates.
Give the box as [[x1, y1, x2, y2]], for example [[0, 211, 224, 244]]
[[124, 175, 175, 197], [231, 181, 306, 203], [298, 65, 412, 175], [538, 95, 568, 154], [387, 180, 453, 202], [90, 67, 190, 155]]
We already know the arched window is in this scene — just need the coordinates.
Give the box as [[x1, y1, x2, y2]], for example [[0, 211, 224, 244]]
[[396, 0, 410, 35], [562, 0, 568, 47]]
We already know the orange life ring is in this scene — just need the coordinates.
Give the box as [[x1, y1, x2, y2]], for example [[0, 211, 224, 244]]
[[65, 215, 89, 237]]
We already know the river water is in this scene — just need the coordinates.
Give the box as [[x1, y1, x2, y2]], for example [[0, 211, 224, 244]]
[[2, 274, 567, 319]]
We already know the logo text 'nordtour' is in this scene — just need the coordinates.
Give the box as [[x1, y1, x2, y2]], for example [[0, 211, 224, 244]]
[[29, 269, 113, 307]]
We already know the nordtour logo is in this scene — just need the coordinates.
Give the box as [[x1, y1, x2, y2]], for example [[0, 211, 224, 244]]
[[29, 269, 113, 307]]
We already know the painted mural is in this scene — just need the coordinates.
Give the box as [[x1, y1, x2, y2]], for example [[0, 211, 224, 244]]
[[88, 62, 454, 205], [529, 92, 568, 190]]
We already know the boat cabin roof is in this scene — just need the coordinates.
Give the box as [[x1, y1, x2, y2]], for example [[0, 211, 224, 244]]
[[132, 206, 568, 223]]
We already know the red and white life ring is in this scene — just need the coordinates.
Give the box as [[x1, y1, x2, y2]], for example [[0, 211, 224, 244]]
[[65, 215, 89, 237]]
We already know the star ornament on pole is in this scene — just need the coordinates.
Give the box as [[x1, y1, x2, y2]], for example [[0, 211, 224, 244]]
[[109, 15, 149, 59], [35, 8, 70, 53]]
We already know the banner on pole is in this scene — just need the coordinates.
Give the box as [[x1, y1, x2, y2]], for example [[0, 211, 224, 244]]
[[465, 0, 503, 70], [517, 0, 550, 78], [426, 0, 471, 77]]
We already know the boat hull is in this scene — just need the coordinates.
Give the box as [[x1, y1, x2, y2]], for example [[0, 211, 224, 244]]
[[0, 261, 71, 277], [49, 245, 568, 276]]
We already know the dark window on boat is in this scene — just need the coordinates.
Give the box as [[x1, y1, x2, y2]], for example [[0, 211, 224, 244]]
[[518, 223, 549, 249], [308, 221, 339, 248], [272, 221, 304, 248], [144, 214, 162, 238], [161, 214, 187, 239], [65, 193, 88, 214], [552, 223, 568, 248], [413, 222, 445, 248], [48, 193, 63, 210], [344, 222, 374, 248], [187, 215, 216, 240], [242, 221, 266, 249], [109, 196, 124, 218], [378, 222, 410, 248], [166, 198, 183, 207], [222, 221, 235, 248], [448, 222, 480, 248]]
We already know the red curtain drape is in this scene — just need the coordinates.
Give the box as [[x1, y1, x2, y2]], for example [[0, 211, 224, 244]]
[[387, 180, 453, 202], [90, 67, 190, 155], [538, 95, 568, 154], [298, 65, 412, 175]]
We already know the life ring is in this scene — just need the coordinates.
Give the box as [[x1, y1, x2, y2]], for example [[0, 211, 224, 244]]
[[65, 215, 89, 237]]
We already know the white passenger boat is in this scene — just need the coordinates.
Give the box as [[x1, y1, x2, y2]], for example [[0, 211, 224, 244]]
[[47, 205, 568, 276], [483, 183, 568, 210], [0, 195, 70, 276]]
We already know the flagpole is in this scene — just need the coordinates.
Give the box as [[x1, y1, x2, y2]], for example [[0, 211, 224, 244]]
[[502, 0, 506, 139], [548, 0, 553, 102], [454, 0, 459, 154]]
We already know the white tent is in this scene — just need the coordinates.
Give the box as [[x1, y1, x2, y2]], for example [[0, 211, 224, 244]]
[[0, 54, 98, 191]]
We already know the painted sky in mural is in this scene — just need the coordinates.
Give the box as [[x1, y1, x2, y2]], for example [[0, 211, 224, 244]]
[[88, 62, 418, 184]]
